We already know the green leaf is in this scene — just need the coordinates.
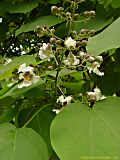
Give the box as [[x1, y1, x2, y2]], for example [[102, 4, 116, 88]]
[[100, 72, 120, 95], [0, 123, 49, 160], [48, 0, 60, 4], [15, 16, 63, 36], [111, 0, 120, 8], [17, 106, 55, 157], [62, 81, 85, 92], [0, 22, 8, 41], [72, 5, 113, 33], [0, 97, 15, 123], [0, 55, 36, 80], [51, 97, 120, 160], [0, 79, 45, 99], [87, 17, 120, 56], [8, 1, 39, 14]]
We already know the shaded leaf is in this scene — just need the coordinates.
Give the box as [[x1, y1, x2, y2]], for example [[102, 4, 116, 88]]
[[17, 106, 55, 157], [8, 1, 39, 14], [72, 6, 113, 33], [16, 16, 63, 36], [0, 97, 15, 123], [0, 123, 49, 160]]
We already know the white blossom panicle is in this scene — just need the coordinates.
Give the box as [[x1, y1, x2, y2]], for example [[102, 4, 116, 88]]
[[87, 61, 104, 76], [57, 95, 72, 105], [0, 18, 2, 23], [18, 63, 40, 88], [64, 37, 76, 48], [39, 43, 53, 61], [64, 53, 79, 66], [87, 87, 106, 102]]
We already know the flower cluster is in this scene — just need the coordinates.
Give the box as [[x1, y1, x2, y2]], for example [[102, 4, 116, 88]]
[[87, 87, 106, 102], [18, 63, 40, 88], [64, 37, 76, 48], [64, 52, 79, 66], [79, 51, 104, 76], [57, 95, 72, 105], [39, 43, 53, 61], [52, 95, 72, 114]]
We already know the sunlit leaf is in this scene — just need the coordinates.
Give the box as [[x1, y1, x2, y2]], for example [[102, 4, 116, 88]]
[[51, 97, 120, 160], [87, 17, 120, 55]]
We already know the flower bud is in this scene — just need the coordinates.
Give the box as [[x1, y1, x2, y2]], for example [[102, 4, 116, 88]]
[[58, 7, 64, 12], [90, 10, 95, 15], [84, 11, 89, 15], [50, 37, 56, 43], [80, 29, 87, 33], [79, 51, 85, 58], [87, 56, 95, 62], [74, 14, 79, 18], [50, 28, 55, 33], [81, 40, 87, 45], [36, 25, 41, 29], [51, 6, 58, 14], [86, 91, 96, 102], [56, 40, 62, 45], [66, 12, 71, 17], [96, 56, 103, 62]]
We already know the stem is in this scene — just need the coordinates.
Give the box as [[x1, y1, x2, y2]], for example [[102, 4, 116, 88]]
[[67, 0, 77, 37], [22, 105, 48, 128], [55, 51, 65, 93]]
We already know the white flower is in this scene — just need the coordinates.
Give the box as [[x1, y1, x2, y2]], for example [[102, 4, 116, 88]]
[[18, 63, 39, 88], [57, 95, 72, 105], [79, 51, 85, 59], [21, 51, 26, 55], [64, 37, 76, 48], [94, 88, 106, 101], [18, 63, 34, 74], [87, 61, 104, 76], [20, 45, 23, 49], [4, 58, 12, 65], [87, 87, 106, 102], [52, 109, 61, 114], [0, 18, 2, 23], [65, 96, 72, 104], [16, 47, 19, 51], [39, 43, 53, 61], [96, 56, 103, 62], [64, 53, 79, 66]]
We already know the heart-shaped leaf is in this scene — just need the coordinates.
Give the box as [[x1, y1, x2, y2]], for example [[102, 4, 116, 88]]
[[0, 123, 49, 160], [51, 97, 120, 160]]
